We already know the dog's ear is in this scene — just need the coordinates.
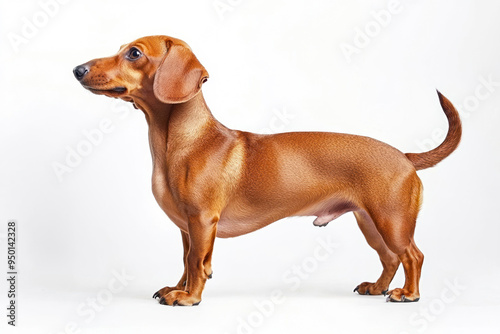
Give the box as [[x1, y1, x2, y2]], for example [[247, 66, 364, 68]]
[[153, 43, 209, 104]]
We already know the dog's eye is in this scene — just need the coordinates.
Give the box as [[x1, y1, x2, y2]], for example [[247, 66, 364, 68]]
[[126, 47, 142, 61]]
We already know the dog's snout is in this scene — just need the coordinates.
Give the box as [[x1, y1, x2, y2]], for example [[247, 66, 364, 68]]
[[73, 65, 89, 81]]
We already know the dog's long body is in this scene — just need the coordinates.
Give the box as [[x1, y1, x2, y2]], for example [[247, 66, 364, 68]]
[[74, 35, 461, 306]]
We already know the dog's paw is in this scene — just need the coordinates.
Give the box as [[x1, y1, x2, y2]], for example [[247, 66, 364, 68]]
[[159, 290, 201, 306], [385, 288, 420, 302], [152, 284, 184, 300], [353, 282, 388, 296]]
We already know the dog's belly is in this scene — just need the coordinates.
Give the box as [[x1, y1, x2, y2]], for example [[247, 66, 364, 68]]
[[216, 197, 357, 238]]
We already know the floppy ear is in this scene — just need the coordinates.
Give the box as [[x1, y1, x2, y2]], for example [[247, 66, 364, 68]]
[[153, 43, 209, 104]]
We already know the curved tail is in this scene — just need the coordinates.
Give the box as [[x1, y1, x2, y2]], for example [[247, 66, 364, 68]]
[[406, 91, 462, 171]]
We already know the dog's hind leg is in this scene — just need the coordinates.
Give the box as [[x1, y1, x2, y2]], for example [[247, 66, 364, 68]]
[[367, 174, 424, 302], [385, 239, 424, 302], [353, 211, 401, 296]]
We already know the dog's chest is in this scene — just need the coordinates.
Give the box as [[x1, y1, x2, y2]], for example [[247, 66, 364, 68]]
[[151, 168, 188, 231]]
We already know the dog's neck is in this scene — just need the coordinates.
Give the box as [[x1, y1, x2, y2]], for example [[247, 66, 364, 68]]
[[132, 92, 226, 166]]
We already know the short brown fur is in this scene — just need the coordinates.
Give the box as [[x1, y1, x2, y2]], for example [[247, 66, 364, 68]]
[[74, 35, 462, 305]]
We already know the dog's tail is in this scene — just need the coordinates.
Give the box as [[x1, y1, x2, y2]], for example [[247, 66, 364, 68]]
[[405, 90, 462, 171]]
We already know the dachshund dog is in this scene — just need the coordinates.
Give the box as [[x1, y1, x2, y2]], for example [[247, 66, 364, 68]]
[[73, 35, 461, 306]]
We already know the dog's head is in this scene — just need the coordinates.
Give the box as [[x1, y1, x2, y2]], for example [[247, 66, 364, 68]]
[[73, 35, 209, 105]]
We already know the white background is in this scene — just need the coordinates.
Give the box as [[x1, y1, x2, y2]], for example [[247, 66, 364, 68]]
[[1, 0, 499, 333]]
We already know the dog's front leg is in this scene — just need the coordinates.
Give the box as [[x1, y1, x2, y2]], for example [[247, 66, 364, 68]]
[[160, 214, 218, 306], [153, 230, 190, 300]]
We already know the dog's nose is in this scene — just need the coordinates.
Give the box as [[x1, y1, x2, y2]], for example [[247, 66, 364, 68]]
[[73, 65, 89, 81]]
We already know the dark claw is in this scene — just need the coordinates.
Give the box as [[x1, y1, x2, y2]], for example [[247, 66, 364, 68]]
[[386, 294, 400, 302], [208, 273, 213, 279], [183, 280, 186, 286], [173, 300, 179, 306], [401, 295, 407, 302], [193, 300, 201, 306], [159, 297, 166, 305], [152, 291, 159, 299], [353, 285, 360, 293], [364, 290, 370, 295], [382, 290, 388, 296]]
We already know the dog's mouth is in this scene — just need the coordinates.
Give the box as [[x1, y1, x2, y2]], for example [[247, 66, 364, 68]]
[[84, 85, 127, 97]]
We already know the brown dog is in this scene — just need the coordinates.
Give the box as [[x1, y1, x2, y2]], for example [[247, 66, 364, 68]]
[[73, 35, 461, 306]]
